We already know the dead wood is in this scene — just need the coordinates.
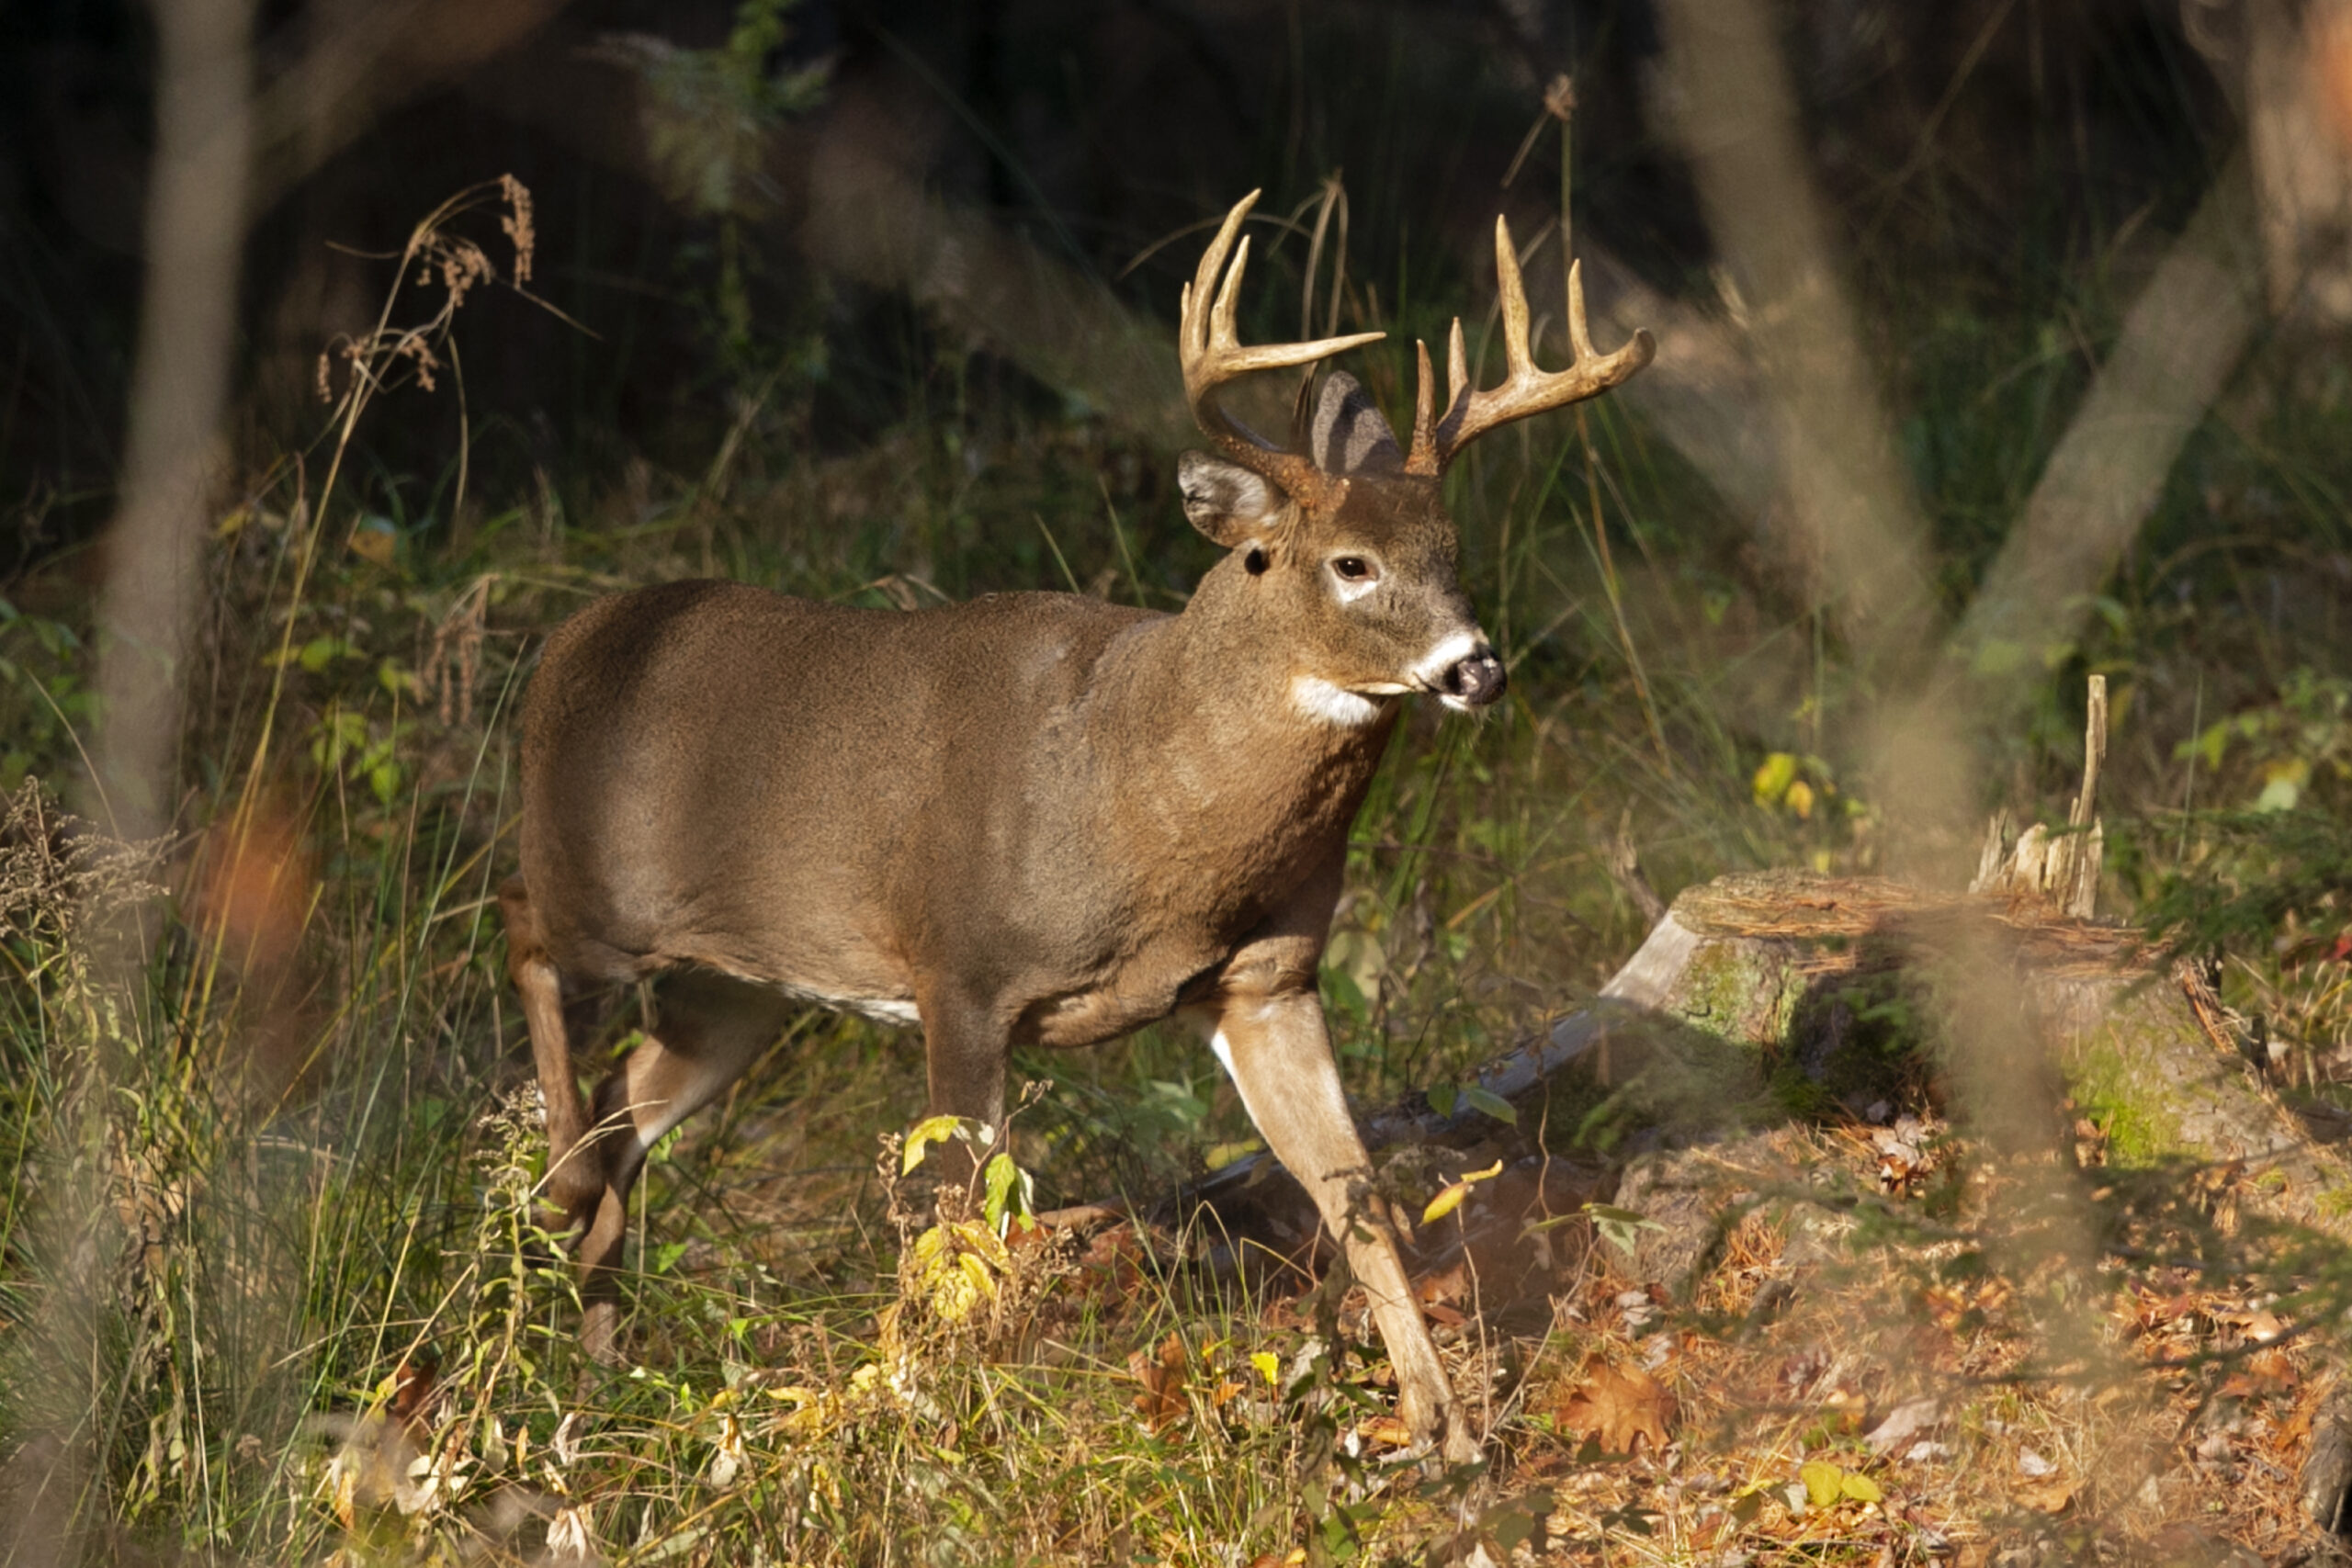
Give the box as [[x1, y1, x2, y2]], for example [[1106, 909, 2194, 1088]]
[[1162, 866, 2352, 1336]]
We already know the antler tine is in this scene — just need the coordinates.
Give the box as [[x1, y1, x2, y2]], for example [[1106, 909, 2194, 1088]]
[[1566, 256, 1599, 362], [1493, 215, 1535, 369], [1180, 192, 1385, 481], [1447, 319, 1469, 413], [1408, 340, 1437, 465], [1410, 213, 1657, 474], [1404, 318, 1471, 475]]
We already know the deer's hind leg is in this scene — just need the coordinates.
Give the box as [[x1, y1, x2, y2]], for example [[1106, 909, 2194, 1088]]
[[572, 969, 794, 1359], [500, 876, 602, 1225]]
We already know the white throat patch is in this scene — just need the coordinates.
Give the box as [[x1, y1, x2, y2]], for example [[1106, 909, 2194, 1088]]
[[1290, 675, 1383, 728]]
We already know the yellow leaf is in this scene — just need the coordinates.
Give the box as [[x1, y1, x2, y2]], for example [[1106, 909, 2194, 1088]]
[[1752, 751, 1798, 805], [1422, 1183, 1470, 1224], [1840, 1472, 1883, 1504], [348, 520, 398, 566], [1250, 1351, 1282, 1387], [902, 1114, 967, 1174], [1420, 1159, 1505, 1226], [1800, 1459, 1844, 1508], [1785, 778, 1815, 819]]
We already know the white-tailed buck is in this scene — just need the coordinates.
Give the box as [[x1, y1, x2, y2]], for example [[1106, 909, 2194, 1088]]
[[502, 192, 1651, 1458]]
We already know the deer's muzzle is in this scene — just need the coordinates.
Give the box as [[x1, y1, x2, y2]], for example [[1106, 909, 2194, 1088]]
[[1439, 647, 1507, 709]]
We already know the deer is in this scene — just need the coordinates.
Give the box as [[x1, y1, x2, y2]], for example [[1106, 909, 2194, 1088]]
[[499, 191, 1652, 1461]]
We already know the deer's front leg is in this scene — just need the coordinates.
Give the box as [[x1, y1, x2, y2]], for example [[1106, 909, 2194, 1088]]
[[1185, 977, 1476, 1462], [914, 982, 1012, 1192]]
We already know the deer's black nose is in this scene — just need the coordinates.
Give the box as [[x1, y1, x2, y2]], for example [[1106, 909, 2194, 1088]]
[[1441, 648, 1507, 707]]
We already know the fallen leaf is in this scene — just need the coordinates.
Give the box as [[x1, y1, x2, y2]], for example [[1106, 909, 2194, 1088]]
[[2016, 1479, 2074, 1515], [1129, 1334, 1189, 1432], [1555, 1360, 1676, 1456], [1819, 1388, 1868, 1435], [386, 1356, 439, 1436], [1414, 1260, 1470, 1307], [2221, 1345, 2299, 1399], [1356, 1415, 1415, 1449], [1079, 1224, 1146, 1300], [1864, 1396, 1940, 1456]]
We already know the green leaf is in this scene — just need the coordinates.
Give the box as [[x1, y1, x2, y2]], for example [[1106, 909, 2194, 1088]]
[[1426, 1082, 1459, 1117], [1486, 1492, 1552, 1550], [1323, 964, 1368, 1024], [1584, 1202, 1664, 1260], [981, 1151, 1030, 1233], [1800, 1460, 1844, 1508], [1458, 1085, 1517, 1125], [298, 636, 355, 673]]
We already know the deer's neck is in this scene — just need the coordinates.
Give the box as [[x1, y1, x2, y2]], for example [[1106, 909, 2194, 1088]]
[[1086, 559, 1398, 849]]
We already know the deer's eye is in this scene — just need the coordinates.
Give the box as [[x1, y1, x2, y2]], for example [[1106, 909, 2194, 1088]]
[[1330, 556, 1375, 583]]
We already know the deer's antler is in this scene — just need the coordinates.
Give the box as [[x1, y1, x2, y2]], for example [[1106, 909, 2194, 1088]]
[[1405, 217, 1655, 476], [1181, 192, 1385, 496]]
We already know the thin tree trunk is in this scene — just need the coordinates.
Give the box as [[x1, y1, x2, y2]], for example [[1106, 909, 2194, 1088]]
[[85, 0, 256, 842], [4, 2, 254, 1559]]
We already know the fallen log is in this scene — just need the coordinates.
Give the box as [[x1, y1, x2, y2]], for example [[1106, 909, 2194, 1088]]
[[1162, 859, 2352, 1528], [1184, 870, 2352, 1233]]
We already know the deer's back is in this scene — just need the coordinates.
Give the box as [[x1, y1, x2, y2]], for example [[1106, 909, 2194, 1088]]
[[517, 579, 1159, 1006]]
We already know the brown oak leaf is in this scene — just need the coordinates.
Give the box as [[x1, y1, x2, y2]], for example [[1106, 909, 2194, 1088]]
[[1556, 1359, 1676, 1455], [1129, 1333, 1188, 1432]]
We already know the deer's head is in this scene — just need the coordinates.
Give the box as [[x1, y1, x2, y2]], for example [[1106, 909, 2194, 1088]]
[[1171, 192, 1653, 726]]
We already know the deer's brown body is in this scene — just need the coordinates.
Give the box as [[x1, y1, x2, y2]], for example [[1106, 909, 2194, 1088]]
[[516, 571, 1391, 1049], [503, 194, 1650, 1461]]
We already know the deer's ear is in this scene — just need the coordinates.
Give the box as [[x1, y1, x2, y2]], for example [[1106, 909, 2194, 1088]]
[[1308, 371, 1403, 476], [1178, 451, 1286, 548]]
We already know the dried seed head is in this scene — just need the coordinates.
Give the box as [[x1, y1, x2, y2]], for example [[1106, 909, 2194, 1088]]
[[499, 174, 536, 286]]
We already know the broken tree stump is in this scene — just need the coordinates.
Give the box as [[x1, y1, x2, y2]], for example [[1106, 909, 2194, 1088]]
[[1340, 869, 2352, 1235]]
